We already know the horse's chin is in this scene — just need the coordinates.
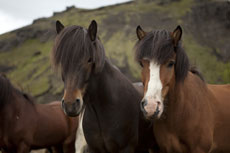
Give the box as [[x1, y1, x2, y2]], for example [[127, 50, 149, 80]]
[[63, 107, 82, 117], [144, 111, 163, 120], [65, 111, 81, 117]]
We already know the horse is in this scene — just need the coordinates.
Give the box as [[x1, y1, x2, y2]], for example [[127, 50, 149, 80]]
[[135, 25, 230, 153], [51, 20, 158, 153], [0, 74, 78, 153]]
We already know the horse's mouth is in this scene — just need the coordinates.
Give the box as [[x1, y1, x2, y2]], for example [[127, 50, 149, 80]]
[[66, 111, 81, 117], [64, 109, 81, 117], [62, 104, 83, 117]]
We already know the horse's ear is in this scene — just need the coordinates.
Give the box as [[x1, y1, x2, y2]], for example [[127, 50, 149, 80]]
[[88, 20, 97, 41], [136, 25, 146, 40], [56, 20, 64, 34], [172, 25, 182, 47]]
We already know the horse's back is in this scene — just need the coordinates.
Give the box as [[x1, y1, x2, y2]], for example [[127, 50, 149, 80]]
[[208, 84, 230, 152], [208, 84, 230, 105], [47, 101, 61, 106], [32, 101, 78, 148]]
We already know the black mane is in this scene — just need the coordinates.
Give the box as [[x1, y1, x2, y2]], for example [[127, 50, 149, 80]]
[[0, 74, 13, 107], [135, 29, 191, 82], [51, 25, 105, 86], [190, 66, 205, 81], [135, 30, 175, 64]]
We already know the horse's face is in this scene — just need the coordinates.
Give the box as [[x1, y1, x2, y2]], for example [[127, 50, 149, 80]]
[[54, 20, 102, 117], [61, 60, 93, 117], [139, 55, 176, 119], [136, 26, 182, 119]]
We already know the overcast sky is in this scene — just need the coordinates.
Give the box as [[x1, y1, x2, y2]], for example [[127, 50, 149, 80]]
[[0, 0, 131, 35]]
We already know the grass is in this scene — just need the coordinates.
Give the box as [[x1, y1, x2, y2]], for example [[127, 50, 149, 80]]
[[0, 0, 229, 103], [183, 35, 230, 84], [0, 38, 54, 97], [102, 31, 141, 80]]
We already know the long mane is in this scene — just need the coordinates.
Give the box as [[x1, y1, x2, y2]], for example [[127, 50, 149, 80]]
[[0, 74, 13, 107], [135, 29, 191, 83], [0, 74, 34, 108], [51, 25, 105, 85]]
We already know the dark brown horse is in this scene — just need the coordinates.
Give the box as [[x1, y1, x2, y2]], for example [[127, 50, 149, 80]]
[[0, 74, 78, 153], [135, 25, 230, 153], [51, 20, 158, 153]]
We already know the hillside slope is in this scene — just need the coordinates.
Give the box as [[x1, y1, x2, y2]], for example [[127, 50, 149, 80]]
[[0, 0, 229, 103]]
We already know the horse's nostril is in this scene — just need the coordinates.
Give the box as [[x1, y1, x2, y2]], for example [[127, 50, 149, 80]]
[[153, 104, 160, 117], [140, 100, 148, 115], [157, 101, 161, 106], [61, 99, 65, 108], [76, 99, 80, 103], [141, 101, 144, 108], [142, 100, 147, 107], [140, 100, 147, 109]]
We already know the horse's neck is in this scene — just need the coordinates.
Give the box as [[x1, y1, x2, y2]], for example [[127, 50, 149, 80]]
[[86, 60, 141, 106], [0, 95, 25, 137], [0, 93, 31, 121], [166, 72, 209, 121]]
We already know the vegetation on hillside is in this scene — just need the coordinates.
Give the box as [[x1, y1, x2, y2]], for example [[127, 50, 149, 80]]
[[0, 0, 229, 103]]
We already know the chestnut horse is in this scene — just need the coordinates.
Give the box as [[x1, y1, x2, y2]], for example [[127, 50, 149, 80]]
[[0, 74, 78, 153], [51, 20, 158, 153], [135, 25, 230, 153]]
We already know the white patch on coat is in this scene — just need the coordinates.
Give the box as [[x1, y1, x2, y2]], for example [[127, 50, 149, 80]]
[[75, 109, 88, 153]]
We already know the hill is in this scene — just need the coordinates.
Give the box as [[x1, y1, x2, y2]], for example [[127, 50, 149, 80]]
[[0, 0, 229, 103]]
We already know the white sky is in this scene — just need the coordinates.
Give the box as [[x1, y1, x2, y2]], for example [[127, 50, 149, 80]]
[[0, 0, 131, 35]]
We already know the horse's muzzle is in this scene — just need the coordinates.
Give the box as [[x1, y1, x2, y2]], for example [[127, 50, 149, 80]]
[[61, 99, 82, 117], [140, 99, 161, 119]]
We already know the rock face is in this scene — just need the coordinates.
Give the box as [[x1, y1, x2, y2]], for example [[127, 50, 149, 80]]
[[0, 0, 229, 103], [0, 21, 55, 52]]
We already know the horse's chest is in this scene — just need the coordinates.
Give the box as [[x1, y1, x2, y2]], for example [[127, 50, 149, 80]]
[[154, 126, 187, 153], [83, 108, 107, 151], [83, 106, 137, 152]]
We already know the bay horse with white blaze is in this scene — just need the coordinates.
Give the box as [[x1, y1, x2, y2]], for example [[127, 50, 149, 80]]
[[0, 74, 78, 153], [135, 25, 230, 153], [51, 20, 158, 153]]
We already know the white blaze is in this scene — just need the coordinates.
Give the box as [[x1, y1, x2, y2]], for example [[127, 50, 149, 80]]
[[143, 60, 164, 118]]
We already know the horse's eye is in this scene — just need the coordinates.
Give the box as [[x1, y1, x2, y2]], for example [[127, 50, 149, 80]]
[[167, 61, 175, 68], [88, 58, 92, 63], [61, 74, 65, 82], [139, 61, 143, 67]]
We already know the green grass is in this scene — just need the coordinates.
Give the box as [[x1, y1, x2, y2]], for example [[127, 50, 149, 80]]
[[0, 0, 229, 103], [0, 38, 54, 97], [183, 35, 230, 84], [135, 0, 194, 18]]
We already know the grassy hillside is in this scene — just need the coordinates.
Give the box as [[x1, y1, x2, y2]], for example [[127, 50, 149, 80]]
[[0, 0, 229, 103]]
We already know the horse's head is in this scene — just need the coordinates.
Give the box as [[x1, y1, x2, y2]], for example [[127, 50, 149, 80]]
[[135, 25, 189, 119], [51, 20, 105, 117]]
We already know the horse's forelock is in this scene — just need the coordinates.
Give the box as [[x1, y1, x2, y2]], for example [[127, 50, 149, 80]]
[[135, 30, 174, 64], [51, 25, 105, 85], [135, 29, 190, 83]]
